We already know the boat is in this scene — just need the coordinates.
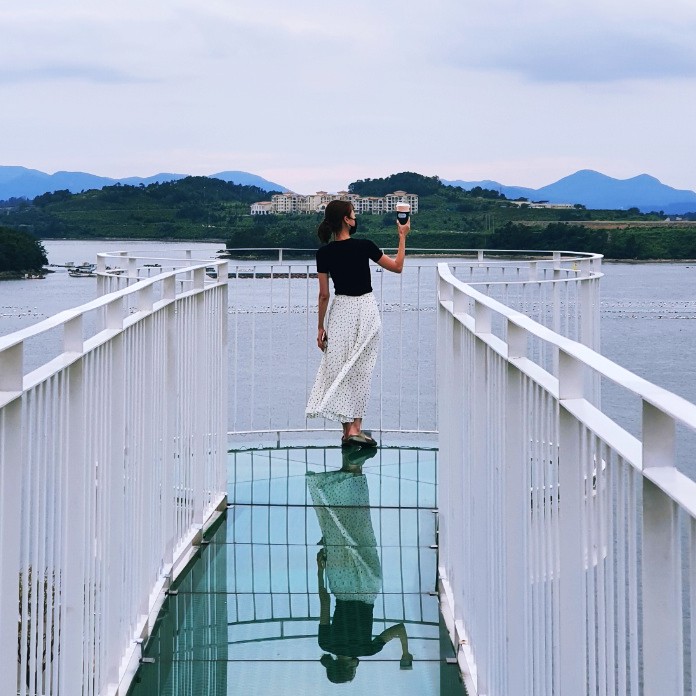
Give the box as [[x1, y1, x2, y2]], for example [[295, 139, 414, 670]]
[[68, 263, 97, 278]]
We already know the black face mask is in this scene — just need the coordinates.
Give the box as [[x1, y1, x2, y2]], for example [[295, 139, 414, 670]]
[[349, 218, 358, 235]]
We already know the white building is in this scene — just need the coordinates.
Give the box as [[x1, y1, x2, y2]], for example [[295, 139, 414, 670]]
[[250, 201, 274, 215], [251, 190, 419, 215]]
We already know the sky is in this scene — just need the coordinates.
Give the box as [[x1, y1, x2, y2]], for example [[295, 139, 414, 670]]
[[2, 0, 696, 194]]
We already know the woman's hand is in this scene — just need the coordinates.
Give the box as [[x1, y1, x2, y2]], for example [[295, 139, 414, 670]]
[[317, 328, 327, 351], [316, 548, 327, 570], [397, 219, 410, 238]]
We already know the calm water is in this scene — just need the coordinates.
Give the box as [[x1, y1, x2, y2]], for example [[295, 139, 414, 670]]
[[3, 241, 696, 471]]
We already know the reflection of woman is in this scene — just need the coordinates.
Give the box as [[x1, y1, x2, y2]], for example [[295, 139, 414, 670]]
[[305, 200, 409, 447], [307, 448, 413, 683]]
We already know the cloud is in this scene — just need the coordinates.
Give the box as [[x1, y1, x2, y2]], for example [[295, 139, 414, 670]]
[[477, 26, 696, 83], [0, 65, 155, 85], [432, 3, 696, 84]]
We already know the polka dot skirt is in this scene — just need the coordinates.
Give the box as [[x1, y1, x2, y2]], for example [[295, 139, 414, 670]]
[[307, 471, 382, 602], [306, 292, 381, 424]]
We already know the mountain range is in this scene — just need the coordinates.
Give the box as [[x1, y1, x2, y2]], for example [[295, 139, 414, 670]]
[[0, 166, 288, 200], [442, 170, 696, 215], [2, 166, 696, 215]]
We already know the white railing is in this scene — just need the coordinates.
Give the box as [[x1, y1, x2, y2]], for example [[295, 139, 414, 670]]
[[0, 258, 228, 696], [174, 247, 598, 443], [437, 261, 696, 696], [0, 245, 604, 695]]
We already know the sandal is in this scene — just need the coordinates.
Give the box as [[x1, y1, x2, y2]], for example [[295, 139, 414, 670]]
[[342, 447, 378, 470], [344, 432, 378, 447]]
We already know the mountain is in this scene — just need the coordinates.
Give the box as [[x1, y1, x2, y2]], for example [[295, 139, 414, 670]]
[[0, 166, 287, 201], [210, 171, 288, 192], [443, 170, 696, 214], [443, 178, 538, 201]]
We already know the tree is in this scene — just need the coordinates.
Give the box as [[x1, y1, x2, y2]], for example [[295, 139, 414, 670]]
[[349, 172, 441, 196], [0, 227, 48, 272]]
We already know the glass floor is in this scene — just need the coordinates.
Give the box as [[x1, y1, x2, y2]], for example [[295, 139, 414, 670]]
[[128, 445, 466, 695]]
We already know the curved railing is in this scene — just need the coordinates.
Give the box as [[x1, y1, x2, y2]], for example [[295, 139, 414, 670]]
[[436, 261, 696, 695], [0, 258, 229, 696], [0, 246, 606, 695], [94, 247, 600, 444]]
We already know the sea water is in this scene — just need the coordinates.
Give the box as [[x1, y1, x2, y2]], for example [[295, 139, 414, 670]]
[[2, 241, 696, 474]]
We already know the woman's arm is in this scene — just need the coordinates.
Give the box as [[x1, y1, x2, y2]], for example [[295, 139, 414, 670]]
[[316, 273, 330, 350], [317, 550, 330, 625], [377, 219, 410, 274]]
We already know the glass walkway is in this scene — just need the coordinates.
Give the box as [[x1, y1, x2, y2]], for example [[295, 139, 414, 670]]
[[127, 444, 465, 695]]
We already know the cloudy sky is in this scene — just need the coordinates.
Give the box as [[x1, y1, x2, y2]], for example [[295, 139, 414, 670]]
[[2, 0, 696, 193]]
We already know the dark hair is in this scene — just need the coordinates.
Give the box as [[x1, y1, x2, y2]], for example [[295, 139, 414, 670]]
[[320, 654, 358, 683], [317, 200, 353, 244]]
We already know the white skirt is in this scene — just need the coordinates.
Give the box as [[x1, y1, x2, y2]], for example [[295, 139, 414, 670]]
[[305, 293, 381, 424], [306, 471, 382, 603]]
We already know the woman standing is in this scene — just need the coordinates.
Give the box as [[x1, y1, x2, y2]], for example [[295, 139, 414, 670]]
[[305, 200, 409, 446]]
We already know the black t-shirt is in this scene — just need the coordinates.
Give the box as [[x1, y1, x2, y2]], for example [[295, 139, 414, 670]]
[[318, 600, 386, 657], [316, 238, 384, 296]]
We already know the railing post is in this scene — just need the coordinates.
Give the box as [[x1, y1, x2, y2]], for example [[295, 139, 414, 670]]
[[163, 299, 177, 566], [137, 284, 154, 312], [105, 328, 126, 690], [580, 275, 593, 349], [0, 345, 23, 693], [557, 349, 587, 696], [164, 274, 176, 301], [59, 358, 87, 694], [193, 283, 206, 525], [193, 266, 205, 290], [438, 268, 453, 305], [642, 401, 682, 694], [63, 315, 84, 353], [219, 267, 230, 493], [504, 320, 530, 693], [473, 299, 491, 334], [106, 298, 124, 330]]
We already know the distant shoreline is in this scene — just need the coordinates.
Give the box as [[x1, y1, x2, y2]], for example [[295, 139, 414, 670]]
[[36, 239, 696, 264]]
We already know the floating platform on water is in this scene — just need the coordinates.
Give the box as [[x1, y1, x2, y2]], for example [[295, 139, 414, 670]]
[[227, 271, 318, 279]]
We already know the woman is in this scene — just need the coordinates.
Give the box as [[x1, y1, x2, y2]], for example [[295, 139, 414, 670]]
[[305, 200, 409, 446]]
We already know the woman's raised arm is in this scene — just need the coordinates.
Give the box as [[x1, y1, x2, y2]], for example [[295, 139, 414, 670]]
[[377, 219, 410, 274]]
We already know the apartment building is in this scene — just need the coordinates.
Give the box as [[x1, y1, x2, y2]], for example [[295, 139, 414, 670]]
[[251, 190, 419, 215]]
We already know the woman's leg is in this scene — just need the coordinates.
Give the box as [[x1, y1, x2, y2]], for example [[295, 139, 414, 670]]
[[345, 418, 362, 438]]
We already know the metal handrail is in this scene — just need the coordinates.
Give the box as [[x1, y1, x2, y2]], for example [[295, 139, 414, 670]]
[[437, 259, 695, 696]]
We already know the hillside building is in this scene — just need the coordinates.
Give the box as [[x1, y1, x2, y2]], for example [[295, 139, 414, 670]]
[[251, 190, 419, 215]]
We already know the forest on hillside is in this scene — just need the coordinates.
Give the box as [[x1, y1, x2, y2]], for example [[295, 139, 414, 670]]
[[1, 172, 694, 259], [0, 227, 48, 276]]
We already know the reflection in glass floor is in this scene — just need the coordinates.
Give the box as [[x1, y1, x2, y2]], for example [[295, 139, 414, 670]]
[[128, 445, 465, 695]]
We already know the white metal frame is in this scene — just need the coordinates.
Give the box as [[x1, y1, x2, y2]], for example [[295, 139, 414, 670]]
[[214, 247, 602, 443], [0, 257, 228, 696], [0, 245, 608, 695], [437, 261, 696, 695]]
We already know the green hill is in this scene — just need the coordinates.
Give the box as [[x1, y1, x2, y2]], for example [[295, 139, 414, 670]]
[[3, 176, 275, 240], [2, 172, 696, 259]]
